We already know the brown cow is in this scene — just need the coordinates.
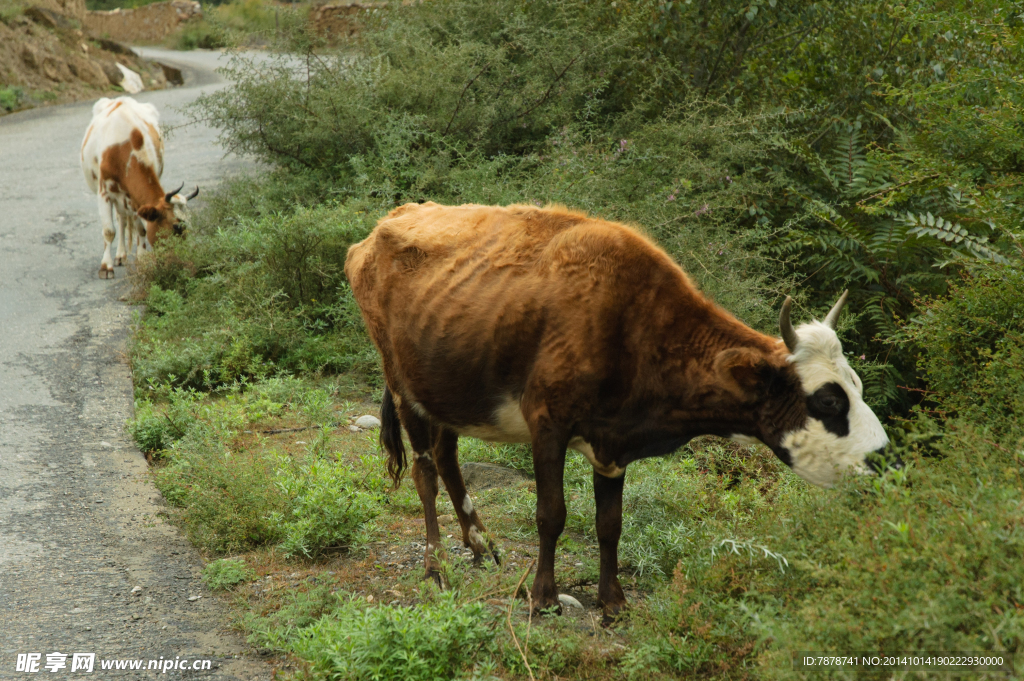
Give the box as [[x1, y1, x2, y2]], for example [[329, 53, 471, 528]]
[[345, 202, 892, 620], [81, 96, 198, 279]]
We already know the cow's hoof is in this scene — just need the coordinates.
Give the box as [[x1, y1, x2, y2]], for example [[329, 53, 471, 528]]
[[424, 568, 443, 588], [114, 256, 125, 266], [600, 601, 627, 627], [99, 266, 114, 279], [531, 600, 562, 617], [470, 545, 501, 568]]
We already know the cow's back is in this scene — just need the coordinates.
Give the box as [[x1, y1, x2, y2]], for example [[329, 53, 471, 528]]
[[345, 202, 708, 427], [81, 97, 164, 193]]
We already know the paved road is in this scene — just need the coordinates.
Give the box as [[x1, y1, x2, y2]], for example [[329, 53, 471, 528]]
[[0, 51, 270, 679]]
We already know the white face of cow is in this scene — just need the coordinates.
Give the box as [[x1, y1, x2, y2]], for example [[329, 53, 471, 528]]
[[779, 321, 889, 487]]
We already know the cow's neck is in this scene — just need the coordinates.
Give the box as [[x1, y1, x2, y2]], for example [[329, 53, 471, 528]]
[[662, 292, 782, 436], [122, 156, 165, 210]]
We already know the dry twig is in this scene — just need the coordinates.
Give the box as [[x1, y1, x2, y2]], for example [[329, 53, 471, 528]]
[[507, 560, 536, 681]]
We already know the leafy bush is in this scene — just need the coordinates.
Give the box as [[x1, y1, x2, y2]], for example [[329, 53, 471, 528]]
[[269, 453, 385, 559], [0, 87, 25, 113], [258, 591, 499, 681], [173, 19, 229, 50], [129, 202, 379, 392], [202, 558, 256, 591]]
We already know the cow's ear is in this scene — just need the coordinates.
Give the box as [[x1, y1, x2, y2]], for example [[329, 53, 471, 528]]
[[713, 347, 768, 395], [137, 205, 161, 222]]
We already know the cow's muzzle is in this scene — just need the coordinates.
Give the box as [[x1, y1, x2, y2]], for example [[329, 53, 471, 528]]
[[865, 447, 903, 475]]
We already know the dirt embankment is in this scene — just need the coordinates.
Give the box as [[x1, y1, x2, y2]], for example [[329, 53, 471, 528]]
[[83, 0, 200, 45], [0, 0, 175, 115]]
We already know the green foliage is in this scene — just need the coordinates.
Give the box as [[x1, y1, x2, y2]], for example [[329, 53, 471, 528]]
[[169, 0, 306, 49], [202, 558, 256, 591], [153, 405, 286, 554], [901, 264, 1024, 425], [254, 591, 499, 681], [0, 86, 25, 113], [269, 452, 385, 559], [173, 19, 228, 50], [129, 201, 378, 392]]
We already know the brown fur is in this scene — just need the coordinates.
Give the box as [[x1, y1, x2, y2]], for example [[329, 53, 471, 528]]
[[346, 202, 808, 619], [98, 135, 178, 245]]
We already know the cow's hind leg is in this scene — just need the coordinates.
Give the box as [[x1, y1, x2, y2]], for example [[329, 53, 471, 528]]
[[398, 402, 445, 585], [434, 429, 500, 566], [594, 470, 627, 623]]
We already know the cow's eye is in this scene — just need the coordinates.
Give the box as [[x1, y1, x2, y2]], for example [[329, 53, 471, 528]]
[[818, 394, 839, 411]]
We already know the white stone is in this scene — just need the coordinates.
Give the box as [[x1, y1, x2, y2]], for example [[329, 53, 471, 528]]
[[130, 585, 142, 594], [355, 415, 381, 428], [558, 594, 584, 610], [116, 64, 144, 94]]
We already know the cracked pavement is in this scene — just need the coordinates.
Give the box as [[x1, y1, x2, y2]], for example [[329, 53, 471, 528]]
[[0, 50, 272, 679]]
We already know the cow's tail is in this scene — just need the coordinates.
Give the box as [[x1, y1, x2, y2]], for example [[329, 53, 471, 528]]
[[380, 386, 406, 489]]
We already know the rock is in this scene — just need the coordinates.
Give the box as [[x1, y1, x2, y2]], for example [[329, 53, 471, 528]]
[[130, 585, 142, 594], [558, 594, 584, 610], [96, 38, 134, 56], [24, 6, 71, 29], [67, 56, 108, 87], [460, 462, 529, 491], [355, 414, 381, 429], [20, 44, 39, 70], [100, 60, 122, 85], [156, 61, 183, 86], [41, 57, 72, 82], [348, 425, 360, 433], [115, 63, 143, 93]]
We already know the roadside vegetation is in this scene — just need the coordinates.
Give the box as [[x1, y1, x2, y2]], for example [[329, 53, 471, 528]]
[[126, 0, 1024, 678]]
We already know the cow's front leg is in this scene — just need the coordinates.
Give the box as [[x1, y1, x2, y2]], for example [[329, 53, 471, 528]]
[[114, 209, 130, 266], [134, 218, 150, 258], [97, 193, 116, 279], [530, 425, 567, 615], [594, 470, 627, 623]]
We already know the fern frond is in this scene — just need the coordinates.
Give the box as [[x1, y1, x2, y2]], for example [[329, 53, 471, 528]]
[[902, 212, 1011, 265]]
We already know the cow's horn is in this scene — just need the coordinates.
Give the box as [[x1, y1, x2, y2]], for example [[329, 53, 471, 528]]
[[165, 182, 185, 202], [823, 289, 850, 330], [185, 185, 199, 200], [780, 296, 799, 352]]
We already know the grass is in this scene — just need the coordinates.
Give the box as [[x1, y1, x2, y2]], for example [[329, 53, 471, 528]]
[[126, 170, 1024, 678], [123, 0, 1024, 673]]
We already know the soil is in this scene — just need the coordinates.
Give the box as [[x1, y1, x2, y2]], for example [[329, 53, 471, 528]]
[[0, 7, 171, 116]]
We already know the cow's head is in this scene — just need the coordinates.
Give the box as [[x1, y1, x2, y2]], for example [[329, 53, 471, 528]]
[[723, 292, 894, 487], [136, 184, 198, 244]]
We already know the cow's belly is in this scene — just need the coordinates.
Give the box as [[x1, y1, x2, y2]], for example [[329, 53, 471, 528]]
[[446, 396, 532, 443], [437, 395, 626, 478]]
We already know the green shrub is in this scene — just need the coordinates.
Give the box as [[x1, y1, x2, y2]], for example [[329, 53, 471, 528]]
[[260, 591, 500, 681], [153, 404, 287, 553], [269, 453, 385, 559], [202, 558, 256, 591], [173, 19, 229, 50], [129, 202, 379, 392], [0, 86, 25, 113]]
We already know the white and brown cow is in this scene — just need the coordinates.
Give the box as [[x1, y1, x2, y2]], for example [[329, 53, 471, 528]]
[[345, 202, 895, 621], [81, 96, 197, 278]]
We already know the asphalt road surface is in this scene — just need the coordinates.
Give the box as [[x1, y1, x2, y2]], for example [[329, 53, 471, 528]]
[[0, 50, 271, 679]]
